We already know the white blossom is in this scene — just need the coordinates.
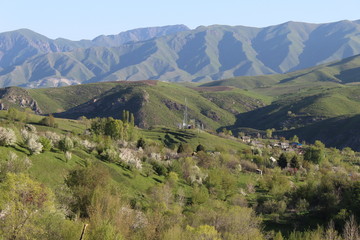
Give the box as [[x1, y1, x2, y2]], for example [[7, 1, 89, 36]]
[[0, 127, 16, 146]]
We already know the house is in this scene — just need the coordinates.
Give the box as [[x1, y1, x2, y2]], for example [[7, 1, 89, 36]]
[[270, 157, 277, 163], [280, 142, 289, 149], [241, 136, 251, 143], [291, 142, 303, 148]]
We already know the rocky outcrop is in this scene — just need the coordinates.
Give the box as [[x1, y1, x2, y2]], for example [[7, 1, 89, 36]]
[[0, 87, 42, 114]]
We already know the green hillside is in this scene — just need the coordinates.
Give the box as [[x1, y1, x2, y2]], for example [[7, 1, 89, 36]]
[[280, 114, 360, 150], [230, 85, 360, 130], [202, 54, 360, 96], [53, 81, 246, 129], [11, 81, 264, 130]]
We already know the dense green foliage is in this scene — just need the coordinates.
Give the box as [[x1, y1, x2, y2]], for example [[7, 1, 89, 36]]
[[0, 109, 358, 240]]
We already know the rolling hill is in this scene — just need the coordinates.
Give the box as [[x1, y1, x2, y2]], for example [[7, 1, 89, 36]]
[[2, 20, 360, 87], [2, 53, 360, 149], [0, 81, 267, 129]]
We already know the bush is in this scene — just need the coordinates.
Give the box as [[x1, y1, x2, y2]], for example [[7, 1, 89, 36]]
[[21, 128, 42, 155], [0, 127, 16, 146], [44, 131, 61, 146], [101, 148, 119, 163], [0, 152, 32, 181], [39, 137, 53, 152], [59, 136, 74, 152], [27, 137, 43, 155], [240, 160, 258, 172], [177, 143, 185, 153], [81, 139, 97, 153], [40, 114, 56, 127], [196, 144, 205, 152], [65, 151, 72, 162], [24, 124, 37, 133], [136, 138, 146, 149], [150, 161, 168, 176]]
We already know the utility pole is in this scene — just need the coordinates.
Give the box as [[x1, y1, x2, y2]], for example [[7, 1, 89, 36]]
[[79, 224, 88, 240], [183, 98, 188, 129]]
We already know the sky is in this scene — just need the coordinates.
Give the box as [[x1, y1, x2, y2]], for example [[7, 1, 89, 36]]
[[2, 0, 359, 40]]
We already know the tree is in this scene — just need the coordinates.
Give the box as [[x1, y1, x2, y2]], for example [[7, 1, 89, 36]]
[[40, 114, 56, 127], [196, 144, 205, 152], [91, 118, 106, 135], [7, 108, 18, 121], [0, 127, 16, 146], [314, 140, 325, 149], [122, 110, 130, 123], [290, 135, 299, 143], [290, 155, 300, 169], [266, 129, 273, 139], [39, 137, 53, 152], [304, 146, 324, 164], [136, 138, 146, 149], [130, 113, 135, 127], [274, 232, 284, 240], [104, 117, 123, 139], [177, 143, 185, 153], [0, 173, 54, 239], [278, 153, 288, 169], [65, 163, 111, 218], [59, 136, 74, 152]]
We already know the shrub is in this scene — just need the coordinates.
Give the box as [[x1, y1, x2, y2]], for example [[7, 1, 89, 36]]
[[81, 139, 97, 153], [0, 127, 16, 146], [196, 144, 205, 152], [136, 138, 146, 149], [101, 148, 119, 163], [278, 153, 288, 169], [27, 137, 43, 155], [240, 160, 258, 172], [24, 124, 37, 133], [40, 114, 56, 127], [0, 152, 32, 180], [44, 131, 61, 146], [177, 143, 185, 153], [39, 137, 53, 152], [59, 136, 74, 152], [21, 128, 43, 155], [150, 160, 168, 176], [65, 151, 72, 162], [119, 148, 142, 169]]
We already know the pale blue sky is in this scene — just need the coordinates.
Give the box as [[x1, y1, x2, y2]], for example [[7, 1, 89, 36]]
[[1, 0, 359, 40]]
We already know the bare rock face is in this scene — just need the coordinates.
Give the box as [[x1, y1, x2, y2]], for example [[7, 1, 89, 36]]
[[0, 87, 42, 114], [163, 99, 184, 111], [200, 109, 221, 121]]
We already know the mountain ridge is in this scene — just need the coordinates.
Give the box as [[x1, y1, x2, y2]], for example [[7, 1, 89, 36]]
[[2, 20, 360, 87]]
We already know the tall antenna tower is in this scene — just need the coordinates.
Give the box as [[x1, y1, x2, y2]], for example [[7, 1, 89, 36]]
[[183, 97, 188, 128]]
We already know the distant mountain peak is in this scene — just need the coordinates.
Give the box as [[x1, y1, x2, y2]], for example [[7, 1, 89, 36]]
[[2, 20, 360, 88]]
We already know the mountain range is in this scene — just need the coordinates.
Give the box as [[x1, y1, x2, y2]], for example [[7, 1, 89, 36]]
[[2, 20, 360, 88]]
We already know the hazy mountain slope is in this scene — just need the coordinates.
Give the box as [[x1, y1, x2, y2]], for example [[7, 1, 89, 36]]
[[2, 21, 360, 87], [203, 53, 360, 94], [0, 25, 189, 74], [92, 25, 190, 46], [0, 29, 89, 70]]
